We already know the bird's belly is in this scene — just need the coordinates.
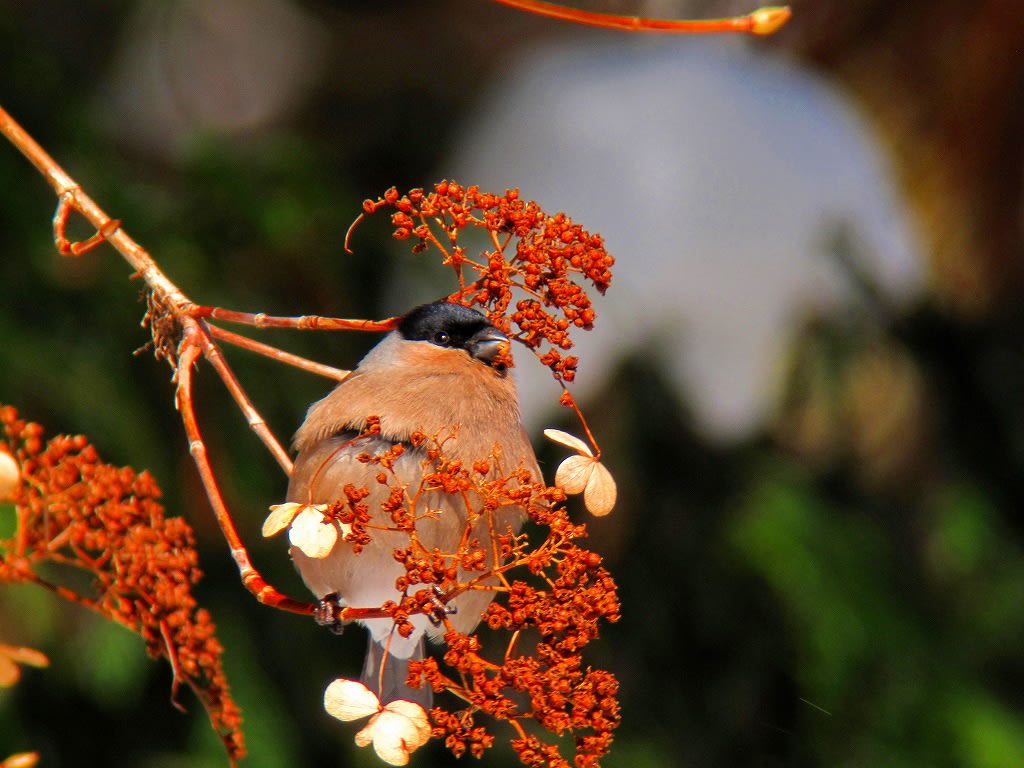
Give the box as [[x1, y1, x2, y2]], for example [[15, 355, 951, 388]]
[[286, 432, 526, 650]]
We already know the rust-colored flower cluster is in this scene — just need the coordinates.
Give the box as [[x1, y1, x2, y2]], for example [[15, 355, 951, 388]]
[[359, 181, 614, 383], [284, 427, 621, 766], [0, 405, 244, 763]]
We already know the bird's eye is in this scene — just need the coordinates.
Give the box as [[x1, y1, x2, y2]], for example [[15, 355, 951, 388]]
[[433, 331, 450, 346]]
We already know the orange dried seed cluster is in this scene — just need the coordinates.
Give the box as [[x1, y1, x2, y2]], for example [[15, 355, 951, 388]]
[[0, 405, 244, 761], [359, 182, 614, 384]]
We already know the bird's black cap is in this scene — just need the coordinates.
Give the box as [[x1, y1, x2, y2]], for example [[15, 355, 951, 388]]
[[398, 302, 494, 345], [398, 302, 508, 369]]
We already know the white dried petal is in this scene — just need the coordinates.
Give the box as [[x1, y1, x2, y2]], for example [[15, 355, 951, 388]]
[[0, 450, 19, 502], [355, 706, 430, 766], [261, 502, 305, 538], [543, 428, 593, 457], [584, 460, 617, 517], [381, 700, 431, 747], [555, 454, 595, 495], [288, 506, 339, 559], [354, 721, 374, 749], [323, 678, 381, 722]]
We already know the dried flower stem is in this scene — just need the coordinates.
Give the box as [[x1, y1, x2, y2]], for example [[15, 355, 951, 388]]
[[206, 325, 351, 381], [173, 337, 301, 610], [495, 0, 791, 35], [8, 565, 105, 613], [188, 322, 295, 473], [191, 305, 399, 333]]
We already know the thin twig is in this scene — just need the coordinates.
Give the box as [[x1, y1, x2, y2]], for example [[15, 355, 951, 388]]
[[494, 0, 791, 35], [207, 324, 351, 382], [191, 320, 294, 474], [191, 305, 399, 333], [0, 105, 192, 315], [174, 329, 313, 616], [159, 619, 188, 713]]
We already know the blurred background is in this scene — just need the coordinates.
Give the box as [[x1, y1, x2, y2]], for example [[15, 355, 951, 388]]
[[2, 1, 1023, 766]]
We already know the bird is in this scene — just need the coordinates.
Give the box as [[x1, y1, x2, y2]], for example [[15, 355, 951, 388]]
[[286, 301, 540, 706]]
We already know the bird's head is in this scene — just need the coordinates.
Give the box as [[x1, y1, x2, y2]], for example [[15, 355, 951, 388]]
[[397, 302, 512, 375]]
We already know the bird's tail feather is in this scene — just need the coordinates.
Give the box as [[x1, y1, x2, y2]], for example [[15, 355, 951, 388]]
[[362, 634, 432, 708]]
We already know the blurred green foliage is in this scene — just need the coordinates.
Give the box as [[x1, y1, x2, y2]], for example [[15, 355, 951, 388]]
[[3, 2, 1024, 768]]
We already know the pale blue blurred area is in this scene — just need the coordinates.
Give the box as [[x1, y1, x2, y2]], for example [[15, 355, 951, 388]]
[[429, 36, 924, 441]]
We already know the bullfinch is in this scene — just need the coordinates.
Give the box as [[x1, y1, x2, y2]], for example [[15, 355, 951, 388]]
[[287, 301, 540, 706]]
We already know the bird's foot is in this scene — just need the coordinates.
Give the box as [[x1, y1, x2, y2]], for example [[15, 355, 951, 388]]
[[425, 585, 458, 627], [314, 592, 346, 635]]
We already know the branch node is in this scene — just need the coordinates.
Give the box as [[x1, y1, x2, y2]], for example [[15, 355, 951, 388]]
[[52, 189, 121, 257]]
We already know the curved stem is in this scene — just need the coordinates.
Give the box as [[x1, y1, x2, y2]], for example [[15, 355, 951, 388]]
[[175, 328, 313, 616], [493, 0, 791, 35]]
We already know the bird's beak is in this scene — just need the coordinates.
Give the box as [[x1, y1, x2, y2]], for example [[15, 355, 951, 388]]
[[468, 328, 511, 367]]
